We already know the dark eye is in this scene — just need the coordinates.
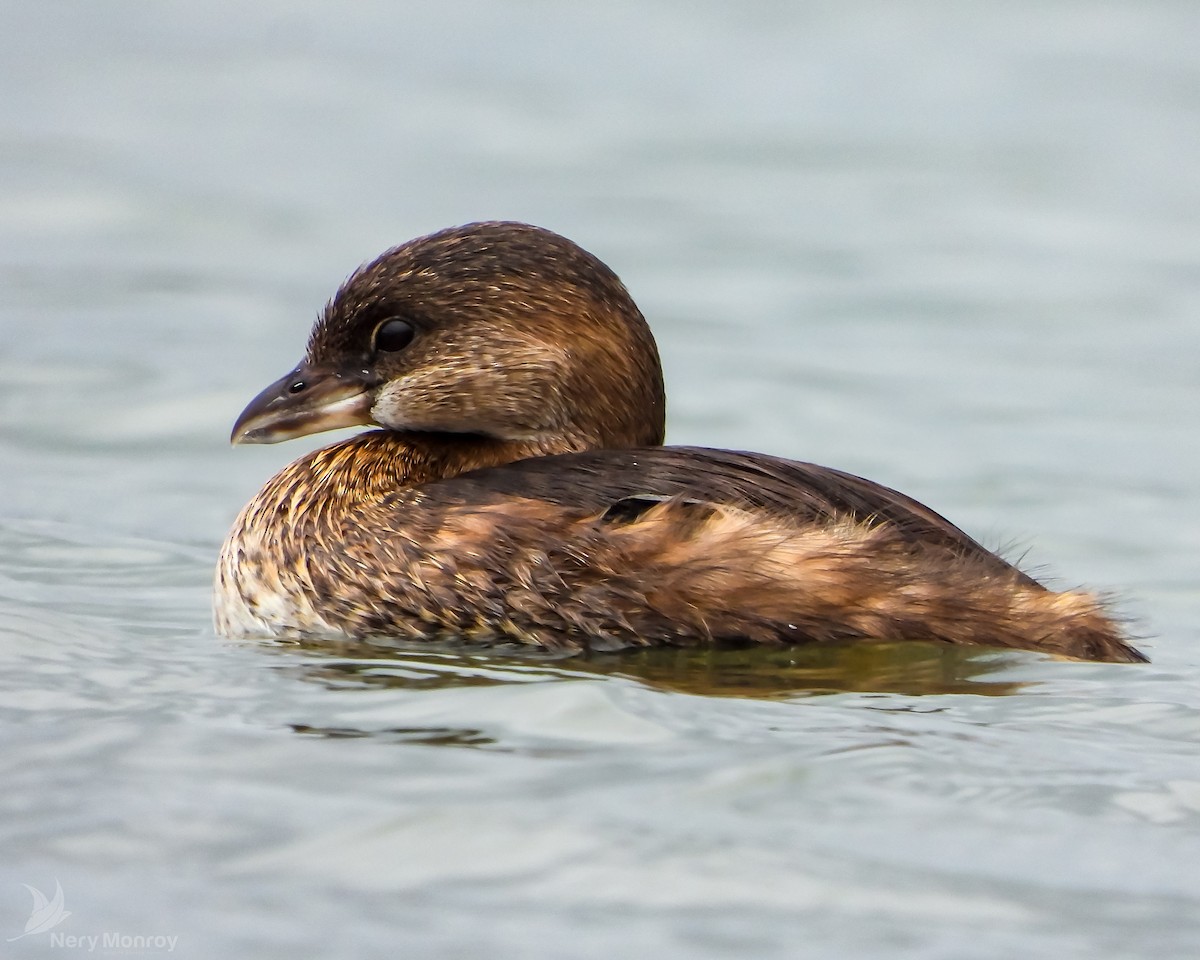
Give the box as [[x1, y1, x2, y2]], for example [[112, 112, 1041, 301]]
[[374, 318, 415, 353]]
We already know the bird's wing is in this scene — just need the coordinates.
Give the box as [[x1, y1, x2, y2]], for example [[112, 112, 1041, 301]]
[[403, 445, 1038, 587]]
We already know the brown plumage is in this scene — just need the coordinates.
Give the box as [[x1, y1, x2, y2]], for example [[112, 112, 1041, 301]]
[[214, 221, 1145, 663]]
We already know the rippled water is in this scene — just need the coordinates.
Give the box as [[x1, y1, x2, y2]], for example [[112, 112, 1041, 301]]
[[3, 2, 1199, 957]]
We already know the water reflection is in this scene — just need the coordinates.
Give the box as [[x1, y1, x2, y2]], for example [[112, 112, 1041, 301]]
[[289, 722, 496, 748], [263, 635, 1025, 702], [577, 642, 1024, 698]]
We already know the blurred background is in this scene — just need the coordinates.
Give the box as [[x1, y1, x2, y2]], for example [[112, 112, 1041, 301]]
[[1, 2, 1198, 958]]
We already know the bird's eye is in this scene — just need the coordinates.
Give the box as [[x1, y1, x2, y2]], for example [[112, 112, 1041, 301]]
[[374, 318, 415, 353]]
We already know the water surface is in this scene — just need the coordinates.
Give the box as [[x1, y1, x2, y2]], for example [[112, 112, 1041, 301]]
[[2, 2, 1199, 957]]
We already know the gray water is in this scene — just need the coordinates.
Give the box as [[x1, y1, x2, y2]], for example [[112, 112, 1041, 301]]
[[2, 2, 1199, 957]]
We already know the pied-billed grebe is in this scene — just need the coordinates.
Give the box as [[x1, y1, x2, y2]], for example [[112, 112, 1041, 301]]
[[215, 221, 1144, 663]]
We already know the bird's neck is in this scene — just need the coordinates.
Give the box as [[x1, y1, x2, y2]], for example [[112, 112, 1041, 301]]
[[266, 429, 581, 510]]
